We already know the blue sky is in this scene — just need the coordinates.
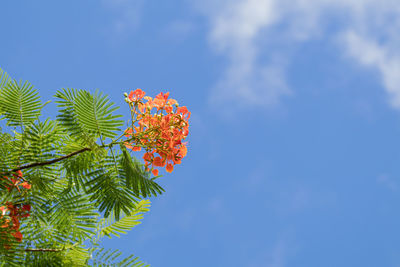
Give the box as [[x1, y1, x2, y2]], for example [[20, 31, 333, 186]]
[[2, 1, 400, 266]]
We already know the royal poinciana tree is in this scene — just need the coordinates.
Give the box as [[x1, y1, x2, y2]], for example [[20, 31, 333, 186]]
[[0, 68, 190, 266]]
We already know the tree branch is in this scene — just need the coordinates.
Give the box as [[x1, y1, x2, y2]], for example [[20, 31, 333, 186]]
[[11, 147, 91, 172], [5, 140, 125, 175], [25, 248, 63, 252], [24, 241, 80, 252]]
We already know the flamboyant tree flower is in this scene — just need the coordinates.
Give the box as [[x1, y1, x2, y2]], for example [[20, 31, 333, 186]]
[[123, 89, 190, 175], [0, 171, 31, 246], [2, 170, 31, 192]]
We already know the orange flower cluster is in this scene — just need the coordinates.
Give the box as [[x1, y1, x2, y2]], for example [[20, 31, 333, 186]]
[[0, 202, 30, 245], [0, 170, 31, 246], [124, 89, 190, 176], [3, 170, 31, 192]]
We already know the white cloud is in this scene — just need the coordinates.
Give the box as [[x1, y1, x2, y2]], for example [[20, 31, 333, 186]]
[[342, 31, 400, 108], [196, 0, 400, 111], [210, 58, 290, 112], [201, 0, 290, 113], [210, 0, 277, 50], [102, 0, 144, 34]]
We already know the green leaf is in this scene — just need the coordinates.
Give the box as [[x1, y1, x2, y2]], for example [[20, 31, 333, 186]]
[[90, 247, 150, 267], [55, 88, 123, 141], [23, 119, 63, 163], [0, 67, 10, 90], [47, 192, 98, 242], [120, 145, 164, 198], [100, 199, 150, 238], [86, 156, 138, 220], [0, 80, 42, 127]]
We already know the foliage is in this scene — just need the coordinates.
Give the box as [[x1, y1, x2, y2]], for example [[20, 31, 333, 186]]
[[0, 68, 190, 266]]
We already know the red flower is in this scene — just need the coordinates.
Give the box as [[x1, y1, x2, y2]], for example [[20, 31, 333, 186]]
[[0, 171, 31, 244], [153, 157, 164, 167], [12, 231, 22, 242], [128, 89, 146, 102], [123, 90, 190, 176], [166, 163, 174, 173], [21, 182, 31, 189], [124, 128, 133, 137]]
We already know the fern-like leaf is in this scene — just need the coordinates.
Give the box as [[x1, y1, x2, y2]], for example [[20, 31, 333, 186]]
[[90, 248, 150, 267], [0, 67, 10, 91], [47, 192, 98, 242], [100, 199, 150, 238], [0, 80, 41, 127], [86, 157, 138, 220], [55, 88, 123, 141], [120, 145, 164, 198]]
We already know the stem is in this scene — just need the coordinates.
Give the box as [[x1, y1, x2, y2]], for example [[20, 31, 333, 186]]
[[25, 241, 80, 252], [11, 147, 91, 172], [5, 140, 128, 175], [3, 128, 139, 176], [109, 146, 119, 174], [108, 131, 126, 147], [25, 248, 63, 252]]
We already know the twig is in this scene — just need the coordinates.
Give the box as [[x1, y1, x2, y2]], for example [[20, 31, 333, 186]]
[[25, 248, 63, 252], [11, 147, 91, 172]]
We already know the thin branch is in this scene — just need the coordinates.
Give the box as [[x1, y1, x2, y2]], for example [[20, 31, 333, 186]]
[[25, 248, 63, 252], [24, 241, 80, 252], [11, 147, 91, 172], [4, 137, 125, 175]]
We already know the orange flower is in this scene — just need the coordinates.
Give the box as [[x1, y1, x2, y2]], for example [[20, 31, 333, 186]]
[[123, 90, 190, 176], [0, 206, 6, 216], [12, 231, 22, 242], [128, 88, 146, 102], [124, 142, 134, 150], [166, 163, 174, 173], [152, 169, 159, 176], [143, 152, 153, 162], [167, 98, 178, 106], [0, 170, 31, 244], [124, 128, 133, 137], [173, 157, 181, 165], [153, 157, 164, 167], [133, 89, 146, 99], [179, 144, 187, 157], [21, 182, 31, 189], [153, 92, 169, 110], [165, 106, 173, 113]]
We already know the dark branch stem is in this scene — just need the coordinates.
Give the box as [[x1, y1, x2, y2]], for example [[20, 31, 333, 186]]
[[25, 248, 63, 252], [5, 140, 125, 175], [11, 147, 91, 172]]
